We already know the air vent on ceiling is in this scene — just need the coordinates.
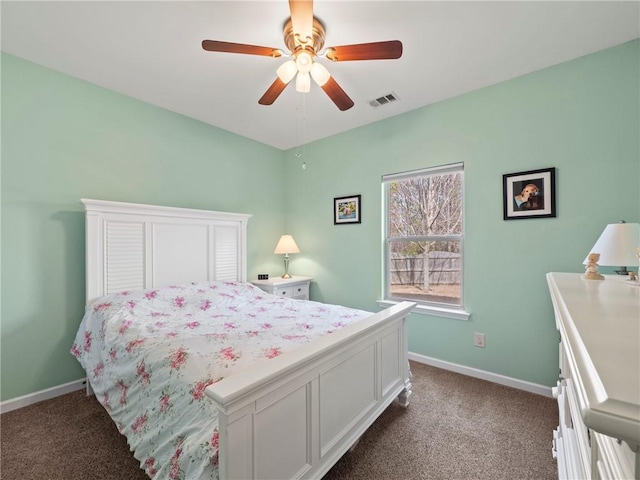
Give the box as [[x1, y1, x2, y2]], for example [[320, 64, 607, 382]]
[[369, 92, 400, 107]]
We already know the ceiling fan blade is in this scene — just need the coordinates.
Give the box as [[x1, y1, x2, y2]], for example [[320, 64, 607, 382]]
[[325, 40, 403, 62], [202, 40, 282, 58], [258, 78, 289, 105], [320, 77, 354, 111], [289, 0, 314, 47]]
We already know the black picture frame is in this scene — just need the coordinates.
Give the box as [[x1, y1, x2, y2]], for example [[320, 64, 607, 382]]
[[503, 168, 556, 220], [334, 195, 361, 225]]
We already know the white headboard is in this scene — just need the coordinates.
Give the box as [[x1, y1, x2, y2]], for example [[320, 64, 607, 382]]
[[82, 199, 252, 306]]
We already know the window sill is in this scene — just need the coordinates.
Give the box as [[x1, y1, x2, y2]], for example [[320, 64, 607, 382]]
[[377, 299, 470, 321]]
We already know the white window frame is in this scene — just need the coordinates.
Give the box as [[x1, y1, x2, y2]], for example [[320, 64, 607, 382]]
[[378, 163, 470, 321]]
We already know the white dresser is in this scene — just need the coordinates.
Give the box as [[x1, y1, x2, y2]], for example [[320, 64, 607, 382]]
[[250, 276, 312, 300], [547, 272, 639, 480]]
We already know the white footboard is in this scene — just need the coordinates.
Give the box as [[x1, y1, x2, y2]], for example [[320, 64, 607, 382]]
[[206, 301, 415, 480]]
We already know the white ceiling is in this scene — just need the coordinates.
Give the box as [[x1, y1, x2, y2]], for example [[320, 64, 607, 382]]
[[2, 1, 639, 150]]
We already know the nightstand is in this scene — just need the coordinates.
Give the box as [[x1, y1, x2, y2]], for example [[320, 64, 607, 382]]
[[251, 276, 312, 300]]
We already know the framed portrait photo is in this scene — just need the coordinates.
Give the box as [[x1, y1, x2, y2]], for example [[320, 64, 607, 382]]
[[334, 194, 361, 225], [503, 167, 556, 220]]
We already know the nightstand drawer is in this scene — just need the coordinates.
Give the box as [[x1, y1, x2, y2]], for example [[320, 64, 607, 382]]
[[273, 286, 293, 298], [251, 276, 312, 301], [292, 283, 309, 299]]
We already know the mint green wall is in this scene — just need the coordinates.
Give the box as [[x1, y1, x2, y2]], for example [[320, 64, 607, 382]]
[[1, 53, 286, 401], [2, 40, 638, 402], [283, 40, 640, 387]]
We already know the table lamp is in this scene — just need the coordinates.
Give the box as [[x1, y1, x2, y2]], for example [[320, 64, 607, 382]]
[[583, 221, 640, 277], [274, 235, 300, 279]]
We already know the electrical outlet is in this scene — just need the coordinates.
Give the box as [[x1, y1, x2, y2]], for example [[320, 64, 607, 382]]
[[474, 332, 485, 348]]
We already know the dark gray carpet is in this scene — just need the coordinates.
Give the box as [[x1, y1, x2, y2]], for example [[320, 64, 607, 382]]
[[1, 362, 558, 479]]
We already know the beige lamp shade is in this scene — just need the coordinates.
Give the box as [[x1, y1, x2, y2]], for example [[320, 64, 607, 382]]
[[274, 235, 300, 279], [583, 222, 640, 268], [274, 235, 300, 255]]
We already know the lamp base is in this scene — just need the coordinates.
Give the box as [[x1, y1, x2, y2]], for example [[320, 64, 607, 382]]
[[281, 254, 292, 279]]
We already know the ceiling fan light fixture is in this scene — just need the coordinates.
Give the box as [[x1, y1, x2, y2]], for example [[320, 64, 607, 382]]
[[276, 60, 298, 83], [310, 62, 330, 86], [295, 51, 313, 73], [202, 3, 402, 110], [296, 72, 311, 93]]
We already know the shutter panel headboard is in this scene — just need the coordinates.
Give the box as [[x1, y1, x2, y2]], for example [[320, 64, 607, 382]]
[[82, 199, 252, 306]]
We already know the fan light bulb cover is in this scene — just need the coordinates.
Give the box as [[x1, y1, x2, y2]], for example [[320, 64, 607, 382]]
[[295, 51, 313, 73], [276, 60, 297, 84], [296, 72, 311, 93], [310, 62, 331, 86]]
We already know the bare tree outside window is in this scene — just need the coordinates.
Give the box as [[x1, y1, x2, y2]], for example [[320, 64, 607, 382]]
[[384, 165, 464, 307]]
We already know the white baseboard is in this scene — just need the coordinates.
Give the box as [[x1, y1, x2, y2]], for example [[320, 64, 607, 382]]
[[409, 352, 553, 398], [0, 378, 87, 414]]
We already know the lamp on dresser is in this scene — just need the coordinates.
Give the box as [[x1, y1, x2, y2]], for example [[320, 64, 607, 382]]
[[583, 221, 640, 277], [274, 234, 300, 279]]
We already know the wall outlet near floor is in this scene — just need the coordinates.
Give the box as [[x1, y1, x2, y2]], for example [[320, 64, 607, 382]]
[[474, 332, 486, 348]]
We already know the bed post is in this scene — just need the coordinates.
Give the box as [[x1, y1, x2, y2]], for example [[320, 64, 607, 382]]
[[397, 362, 413, 408], [397, 311, 413, 408]]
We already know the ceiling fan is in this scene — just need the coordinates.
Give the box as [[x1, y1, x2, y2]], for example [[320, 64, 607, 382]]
[[202, 0, 403, 111]]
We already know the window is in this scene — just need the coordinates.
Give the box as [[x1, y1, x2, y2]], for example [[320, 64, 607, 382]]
[[382, 163, 467, 319]]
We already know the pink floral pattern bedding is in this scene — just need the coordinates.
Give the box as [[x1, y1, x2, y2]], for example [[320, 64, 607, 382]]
[[71, 281, 370, 479]]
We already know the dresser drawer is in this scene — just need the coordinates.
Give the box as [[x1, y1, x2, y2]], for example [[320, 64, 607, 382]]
[[564, 379, 591, 474], [592, 432, 636, 480]]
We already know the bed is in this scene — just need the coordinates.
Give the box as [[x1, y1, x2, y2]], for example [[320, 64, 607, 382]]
[[73, 198, 416, 480]]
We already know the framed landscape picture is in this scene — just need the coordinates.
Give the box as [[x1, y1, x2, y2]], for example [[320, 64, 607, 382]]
[[334, 195, 361, 225], [503, 167, 556, 220]]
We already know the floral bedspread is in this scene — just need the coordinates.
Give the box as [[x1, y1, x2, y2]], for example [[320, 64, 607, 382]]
[[71, 281, 370, 480]]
